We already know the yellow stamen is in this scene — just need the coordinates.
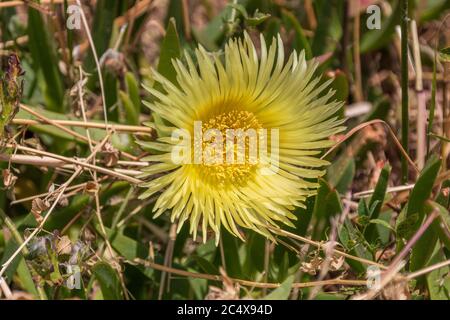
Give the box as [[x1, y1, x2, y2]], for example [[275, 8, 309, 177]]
[[197, 110, 262, 187]]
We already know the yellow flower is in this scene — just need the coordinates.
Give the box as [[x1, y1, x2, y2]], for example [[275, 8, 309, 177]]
[[139, 33, 345, 243]]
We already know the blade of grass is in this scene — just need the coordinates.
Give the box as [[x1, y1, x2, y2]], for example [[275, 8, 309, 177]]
[[281, 9, 312, 60], [400, 0, 410, 184], [27, 7, 64, 112], [156, 18, 181, 87], [364, 164, 391, 241]]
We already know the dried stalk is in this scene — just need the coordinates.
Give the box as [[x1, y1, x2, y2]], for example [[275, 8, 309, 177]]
[[0, 135, 111, 280], [3, 144, 142, 184], [12, 117, 153, 134], [131, 258, 367, 289]]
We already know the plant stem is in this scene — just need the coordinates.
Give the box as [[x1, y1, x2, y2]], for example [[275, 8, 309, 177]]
[[401, 0, 410, 183], [268, 226, 387, 269], [353, 0, 364, 102], [426, 39, 437, 159], [3, 144, 143, 184], [321, 119, 419, 174], [132, 258, 367, 289], [0, 135, 111, 281]]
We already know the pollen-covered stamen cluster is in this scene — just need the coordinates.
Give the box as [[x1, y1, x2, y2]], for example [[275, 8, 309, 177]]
[[140, 32, 345, 241], [197, 109, 263, 187]]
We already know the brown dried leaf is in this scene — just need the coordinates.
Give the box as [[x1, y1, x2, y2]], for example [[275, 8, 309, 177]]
[[102, 142, 119, 167], [101, 49, 126, 77], [81, 228, 96, 243], [84, 181, 98, 194], [300, 256, 323, 275], [329, 255, 345, 272], [31, 198, 49, 223], [381, 277, 410, 300], [375, 248, 396, 262], [205, 268, 240, 300], [58, 195, 69, 207], [2, 169, 17, 189], [56, 235, 72, 256]]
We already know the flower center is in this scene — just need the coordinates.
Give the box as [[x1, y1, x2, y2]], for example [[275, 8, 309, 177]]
[[197, 110, 262, 187]]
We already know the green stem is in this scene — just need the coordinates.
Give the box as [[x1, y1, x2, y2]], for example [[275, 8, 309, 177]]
[[111, 186, 134, 231], [401, 0, 409, 183], [426, 51, 437, 158], [226, 0, 239, 38]]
